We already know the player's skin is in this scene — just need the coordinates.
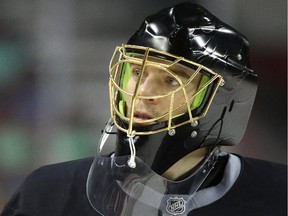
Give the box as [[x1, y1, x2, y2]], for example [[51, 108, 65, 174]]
[[125, 61, 202, 124], [125, 60, 207, 180]]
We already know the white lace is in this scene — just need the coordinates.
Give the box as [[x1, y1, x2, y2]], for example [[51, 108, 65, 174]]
[[127, 134, 136, 168]]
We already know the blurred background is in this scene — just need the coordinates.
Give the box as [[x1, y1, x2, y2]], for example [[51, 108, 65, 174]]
[[0, 0, 286, 210]]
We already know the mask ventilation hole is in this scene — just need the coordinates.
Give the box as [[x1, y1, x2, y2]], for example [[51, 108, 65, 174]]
[[229, 100, 235, 112]]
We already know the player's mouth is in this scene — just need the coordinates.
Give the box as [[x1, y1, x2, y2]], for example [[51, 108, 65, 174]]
[[133, 111, 153, 122]]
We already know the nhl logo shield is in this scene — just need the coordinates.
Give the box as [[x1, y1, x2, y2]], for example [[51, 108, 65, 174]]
[[166, 197, 187, 215]]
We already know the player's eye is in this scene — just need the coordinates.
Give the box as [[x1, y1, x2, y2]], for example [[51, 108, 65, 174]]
[[132, 68, 141, 78], [165, 76, 179, 86]]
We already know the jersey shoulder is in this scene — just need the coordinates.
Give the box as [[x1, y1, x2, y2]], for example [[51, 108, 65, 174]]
[[232, 155, 286, 215], [1, 157, 98, 216], [239, 155, 287, 182], [28, 157, 94, 182]]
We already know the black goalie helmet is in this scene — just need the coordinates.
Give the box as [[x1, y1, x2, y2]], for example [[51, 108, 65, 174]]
[[87, 3, 258, 215], [109, 2, 258, 173]]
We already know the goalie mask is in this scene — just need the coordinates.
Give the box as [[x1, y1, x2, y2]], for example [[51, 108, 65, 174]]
[[87, 3, 258, 215]]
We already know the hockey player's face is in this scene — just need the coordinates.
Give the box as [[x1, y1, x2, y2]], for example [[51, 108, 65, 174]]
[[125, 63, 201, 124]]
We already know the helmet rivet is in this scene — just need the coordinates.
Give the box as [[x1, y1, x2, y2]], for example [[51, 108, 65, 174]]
[[202, 169, 207, 174], [237, 54, 242, 60], [220, 79, 225, 86], [191, 131, 197, 138], [168, 129, 176, 136], [191, 121, 198, 127]]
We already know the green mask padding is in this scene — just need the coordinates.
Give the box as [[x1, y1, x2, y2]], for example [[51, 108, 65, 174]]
[[119, 62, 131, 115], [119, 100, 126, 116], [191, 75, 209, 110]]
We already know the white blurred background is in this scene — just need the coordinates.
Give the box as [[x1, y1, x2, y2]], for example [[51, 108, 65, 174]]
[[0, 0, 286, 210]]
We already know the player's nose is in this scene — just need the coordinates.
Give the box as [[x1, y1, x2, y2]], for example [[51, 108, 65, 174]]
[[137, 73, 159, 103]]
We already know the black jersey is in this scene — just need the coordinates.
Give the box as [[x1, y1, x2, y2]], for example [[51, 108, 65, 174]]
[[1, 155, 286, 216]]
